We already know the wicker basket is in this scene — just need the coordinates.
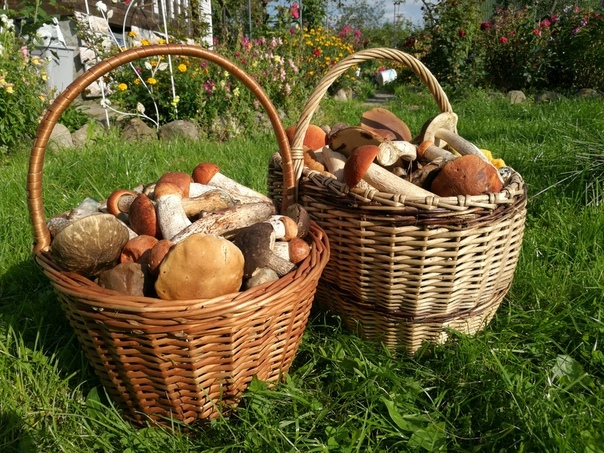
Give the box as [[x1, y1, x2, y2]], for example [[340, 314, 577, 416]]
[[268, 48, 526, 353], [27, 44, 330, 425]]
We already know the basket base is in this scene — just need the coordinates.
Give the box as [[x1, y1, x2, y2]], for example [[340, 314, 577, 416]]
[[316, 282, 505, 353]]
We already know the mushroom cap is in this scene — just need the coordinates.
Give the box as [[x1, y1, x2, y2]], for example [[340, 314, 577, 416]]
[[106, 189, 137, 216], [98, 262, 147, 297], [288, 237, 311, 264], [154, 181, 185, 200], [360, 107, 413, 142], [192, 162, 220, 185], [51, 213, 130, 277], [416, 112, 458, 145], [343, 145, 381, 188], [147, 239, 174, 276], [283, 203, 311, 238], [155, 233, 244, 300], [327, 126, 383, 157], [285, 124, 327, 151], [430, 154, 504, 196], [233, 222, 276, 278], [157, 172, 192, 197], [129, 193, 160, 238], [417, 140, 435, 159], [120, 235, 159, 264]]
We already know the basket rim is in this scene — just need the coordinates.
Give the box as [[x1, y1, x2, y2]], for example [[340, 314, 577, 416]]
[[27, 44, 297, 254]]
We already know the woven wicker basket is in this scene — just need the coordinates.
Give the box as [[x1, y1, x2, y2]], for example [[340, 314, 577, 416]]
[[27, 44, 330, 425], [268, 48, 526, 353]]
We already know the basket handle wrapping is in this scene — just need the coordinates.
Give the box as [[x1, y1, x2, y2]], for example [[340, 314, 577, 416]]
[[289, 47, 453, 202], [27, 44, 295, 253]]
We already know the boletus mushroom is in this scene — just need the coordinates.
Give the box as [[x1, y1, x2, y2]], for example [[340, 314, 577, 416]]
[[51, 213, 130, 277], [430, 154, 504, 197], [155, 233, 244, 300]]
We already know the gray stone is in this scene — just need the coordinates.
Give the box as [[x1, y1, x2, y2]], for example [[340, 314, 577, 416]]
[[334, 88, 352, 102], [71, 123, 104, 147], [574, 88, 603, 99], [210, 116, 242, 139], [534, 91, 564, 104], [48, 123, 74, 150], [121, 117, 157, 142], [158, 119, 200, 141], [507, 90, 526, 104]]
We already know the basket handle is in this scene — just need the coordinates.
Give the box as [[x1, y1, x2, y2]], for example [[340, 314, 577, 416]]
[[27, 44, 295, 253], [289, 47, 453, 203]]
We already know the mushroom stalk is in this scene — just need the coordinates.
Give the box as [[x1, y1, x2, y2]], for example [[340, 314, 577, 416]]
[[361, 163, 435, 197], [171, 200, 277, 243], [154, 183, 192, 240], [193, 162, 272, 203], [433, 129, 488, 162]]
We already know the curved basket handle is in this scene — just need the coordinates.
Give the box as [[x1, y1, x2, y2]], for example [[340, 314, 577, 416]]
[[289, 47, 453, 203], [27, 44, 294, 253]]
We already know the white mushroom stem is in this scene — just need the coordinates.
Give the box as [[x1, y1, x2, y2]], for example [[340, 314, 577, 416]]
[[154, 183, 192, 241], [206, 172, 272, 204], [264, 215, 298, 240], [375, 141, 417, 167], [361, 162, 435, 197], [419, 143, 457, 162], [171, 200, 277, 243]]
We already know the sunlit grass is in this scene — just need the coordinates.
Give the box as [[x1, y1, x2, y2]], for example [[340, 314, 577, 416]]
[[1, 90, 603, 451]]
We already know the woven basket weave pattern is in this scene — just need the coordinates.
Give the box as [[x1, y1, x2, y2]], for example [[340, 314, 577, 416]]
[[267, 48, 527, 352], [27, 44, 329, 425]]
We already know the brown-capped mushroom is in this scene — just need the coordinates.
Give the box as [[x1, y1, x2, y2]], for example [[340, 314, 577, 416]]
[[233, 222, 296, 278], [155, 233, 244, 300], [360, 107, 413, 141], [147, 239, 174, 276], [98, 262, 149, 297], [192, 162, 272, 203], [120, 235, 159, 264], [264, 215, 299, 241], [129, 193, 160, 238], [273, 237, 311, 264], [283, 203, 311, 238], [51, 213, 130, 277], [285, 124, 327, 151], [343, 145, 436, 197], [430, 154, 504, 196]]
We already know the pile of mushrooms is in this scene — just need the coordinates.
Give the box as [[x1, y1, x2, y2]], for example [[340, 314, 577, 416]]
[[284, 107, 511, 199], [47, 162, 314, 300]]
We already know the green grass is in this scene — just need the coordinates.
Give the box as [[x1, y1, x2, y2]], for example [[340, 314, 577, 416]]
[[1, 90, 603, 452]]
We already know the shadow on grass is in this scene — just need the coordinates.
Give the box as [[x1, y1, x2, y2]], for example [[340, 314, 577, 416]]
[[0, 257, 101, 395]]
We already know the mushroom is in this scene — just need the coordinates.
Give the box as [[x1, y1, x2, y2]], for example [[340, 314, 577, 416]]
[[155, 233, 244, 300], [98, 262, 150, 297], [283, 203, 311, 238], [264, 215, 299, 240], [327, 126, 382, 157], [414, 112, 459, 148], [233, 222, 296, 278], [170, 200, 276, 243], [147, 239, 174, 276], [343, 145, 436, 198], [360, 107, 413, 141], [417, 140, 457, 163], [243, 267, 280, 290], [430, 154, 504, 197], [273, 237, 311, 264], [285, 123, 327, 152], [51, 213, 130, 277], [192, 162, 272, 203], [154, 181, 191, 241], [120, 235, 159, 264], [129, 193, 160, 238], [157, 171, 193, 197]]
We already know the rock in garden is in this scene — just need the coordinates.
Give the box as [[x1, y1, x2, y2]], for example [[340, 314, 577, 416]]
[[534, 91, 564, 104], [71, 123, 105, 147], [159, 120, 200, 141], [507, 90, 526, 104], [121, 117, 157, 142], [49, 123, 74, 150], [574, 88, 602, 99]]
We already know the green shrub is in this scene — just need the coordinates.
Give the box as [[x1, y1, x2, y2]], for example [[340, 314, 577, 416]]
[[0, 14, 49, 155]]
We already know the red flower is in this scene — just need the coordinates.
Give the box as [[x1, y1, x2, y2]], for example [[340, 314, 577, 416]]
[[499, 36, 508, 44], [291, 3, 300, 20], [458, 29, 466, 38], [313, 48, 321, 57]]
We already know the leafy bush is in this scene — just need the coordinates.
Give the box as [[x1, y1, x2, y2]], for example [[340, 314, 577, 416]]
[[0, 14, 50, 155]]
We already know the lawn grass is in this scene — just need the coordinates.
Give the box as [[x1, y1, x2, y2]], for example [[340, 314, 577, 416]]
[[1, 89, 603, 452]]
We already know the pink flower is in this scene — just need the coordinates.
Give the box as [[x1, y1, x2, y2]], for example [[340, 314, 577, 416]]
[[20, 46, 28, 57], [480, 21, 491, 30], [509, 30, 515, 36], [289, 28, 296, 35], [291, 3, 299, 20], [533, 29, 541, 36], [354, 29, 361, 37], [540, 19, 551, 28], [499, 36, 508, 44]]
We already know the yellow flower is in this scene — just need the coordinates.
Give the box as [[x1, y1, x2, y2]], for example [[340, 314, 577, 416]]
[[171, 95, 180, 107], [178, 63, 187, 72], [151, 60, 158, 67], [38, 93, 47, 101], [158, 38, 166, 44], [233, 87, 240, 97], [31, 56, 41, 66], [5, 84, 14, 94], [147, 77, 157, 85], [274, 55, 281, 63], [128, 30, 137, 37], [141, 38, 151, 46], [117, 83, 128, 91], [133, 78, 140, 85]]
